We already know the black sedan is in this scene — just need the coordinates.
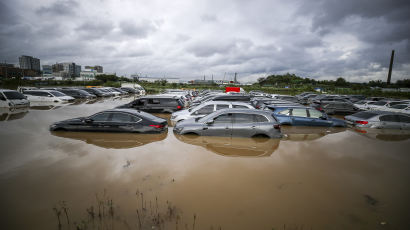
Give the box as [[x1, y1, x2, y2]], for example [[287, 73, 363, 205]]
[[50, 109, 168, 133]]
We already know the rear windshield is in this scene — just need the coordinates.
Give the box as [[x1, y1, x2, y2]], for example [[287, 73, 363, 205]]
[[3, 91, 26, 99], [352, 111, 378, 119]]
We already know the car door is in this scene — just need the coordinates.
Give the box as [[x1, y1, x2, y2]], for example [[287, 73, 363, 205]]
[[202, 113, 233, 137], [290, 108, 310, 126], [231, 113, 257, 137], [109, 112, 141, 132], [86, 112, 113, 131], [379, 115, 402, 129], [307, 109, 333, 126], [146, 99, 162, 112]]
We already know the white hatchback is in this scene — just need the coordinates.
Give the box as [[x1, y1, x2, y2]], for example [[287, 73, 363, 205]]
[[0, 89, 30, 108], [23, 90, 75, 103]]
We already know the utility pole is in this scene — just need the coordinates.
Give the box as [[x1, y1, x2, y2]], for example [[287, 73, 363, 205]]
[[387, 50, 395, 84]]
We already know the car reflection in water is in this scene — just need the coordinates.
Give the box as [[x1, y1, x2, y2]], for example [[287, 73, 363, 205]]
[[175, 134, 280, 157], [29, 101, 69, 110], [51, 130, 168, 149], [353, 128, 410, 141], [281, 126, 346, 141], [0, 107, 29, 121]]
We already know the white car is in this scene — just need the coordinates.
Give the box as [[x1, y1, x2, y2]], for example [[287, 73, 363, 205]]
[[384, 104, 410, 114], [23, 90, 75, 103], [367, 100, 407, 111], [170, 101, 255, 125], [0, 89, 30, 108], [353, 100, 379, 111]]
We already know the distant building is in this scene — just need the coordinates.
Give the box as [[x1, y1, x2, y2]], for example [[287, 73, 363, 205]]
[[19, 55, 40, 72], [85, 65, 103, 73], [52, 62, 81, 78], [42, 65, 52, 75]]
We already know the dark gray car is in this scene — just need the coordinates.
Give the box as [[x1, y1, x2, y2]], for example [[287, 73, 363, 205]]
[[173, 109, 282, 138]]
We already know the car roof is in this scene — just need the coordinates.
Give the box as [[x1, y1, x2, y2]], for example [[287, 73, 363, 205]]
[[23, 89, 54, 93], [141, 95, 179, 99], [215, 108, 270, 115], [0, 89, 18, 92], [351, 110, 409, 116]]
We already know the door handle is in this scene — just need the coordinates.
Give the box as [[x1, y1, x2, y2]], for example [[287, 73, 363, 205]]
[[203, 127, 208, 130], [225, 127, 229, 129], [251, 125, 256, 128]]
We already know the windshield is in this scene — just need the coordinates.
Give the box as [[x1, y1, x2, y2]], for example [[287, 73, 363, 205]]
[[3, 91, 26, 100], [49, 91, 66, 97], [374, 101, 387, 106]]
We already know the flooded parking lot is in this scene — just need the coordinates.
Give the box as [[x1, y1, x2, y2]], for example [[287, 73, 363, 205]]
[[1, 97, 410, 230]]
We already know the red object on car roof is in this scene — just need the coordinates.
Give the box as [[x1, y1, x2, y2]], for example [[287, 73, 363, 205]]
[[225, 87, 240, 93]]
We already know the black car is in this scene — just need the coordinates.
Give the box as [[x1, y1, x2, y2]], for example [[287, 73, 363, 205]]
[[50, 109, 168, 133], [82, 88, 109, 97], [57, 89, 95, 99], [120, 87, 139, 94], [118, 96, 184, 113]]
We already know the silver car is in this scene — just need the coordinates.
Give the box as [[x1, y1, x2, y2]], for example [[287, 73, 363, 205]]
[[173, 109, 282, 138], [345, 111, 410, 129]]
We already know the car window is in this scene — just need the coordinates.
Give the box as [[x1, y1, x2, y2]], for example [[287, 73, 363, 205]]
[[196, 105, 214, 115], [233, 113, 254, 123], [233, 105, 249, 109], [0, 93, 5, 100], [292, 109, 308, 117], [213, 114, 232, 124], [254, 114, 269, 123], [389, 102, 403, 107], [148, 99, 160, 104], [391, 104, 407, 109], [111, 113, 133, 122], [130, 115, 142, 123], [216, 104, 230, 110], [90, 112, 111, 121], [309, 109, 323, 118], [379, 115, 399, 122], [134, 99, 145, 106], [278, 109, 290, 115]]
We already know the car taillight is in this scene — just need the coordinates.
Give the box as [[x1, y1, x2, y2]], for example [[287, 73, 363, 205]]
[[355, 120, 368, 125], [150, 124, 164, 128], [274, 124, 281, 129], [318, 107, 323, 111], [177, 105, 182, 109]]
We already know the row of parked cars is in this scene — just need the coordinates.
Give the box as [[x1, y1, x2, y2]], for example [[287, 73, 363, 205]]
[[0, 86, 143, 109], [49, 89, 410, 138]]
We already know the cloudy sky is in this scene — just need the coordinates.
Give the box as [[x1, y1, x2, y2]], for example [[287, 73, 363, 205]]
[[1, 0, 409, 82]]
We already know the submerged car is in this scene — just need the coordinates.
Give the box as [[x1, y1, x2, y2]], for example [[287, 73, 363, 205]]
[[171, 101, 255, 125], [267, 106, 346, 127], [174, 109, 282, 138], [345, 111, 410, 130], [118, 96, 185, 113], [50, 109, 168, 133], [24, 90, 75, 103], [0, 89, 30, 108]]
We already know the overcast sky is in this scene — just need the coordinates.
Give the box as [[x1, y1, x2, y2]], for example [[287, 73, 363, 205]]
[[1, 0, 409, 82]]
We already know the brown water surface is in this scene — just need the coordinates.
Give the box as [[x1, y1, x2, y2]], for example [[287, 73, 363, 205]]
[[1, 97, 410, 230]]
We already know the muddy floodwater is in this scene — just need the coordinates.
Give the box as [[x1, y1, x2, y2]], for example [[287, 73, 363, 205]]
[[1, 97, 410, 230]]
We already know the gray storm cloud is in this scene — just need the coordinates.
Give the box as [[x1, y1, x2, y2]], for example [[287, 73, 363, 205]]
[[0, 0, 409, 82]]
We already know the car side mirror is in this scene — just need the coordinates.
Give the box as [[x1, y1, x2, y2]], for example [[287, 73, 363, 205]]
[[188, 108, 192, 112], [84, 118, 93, 123], [206, 120, 214, 125], [193, 111, 199, 115], [320, 115, 327, 120]]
